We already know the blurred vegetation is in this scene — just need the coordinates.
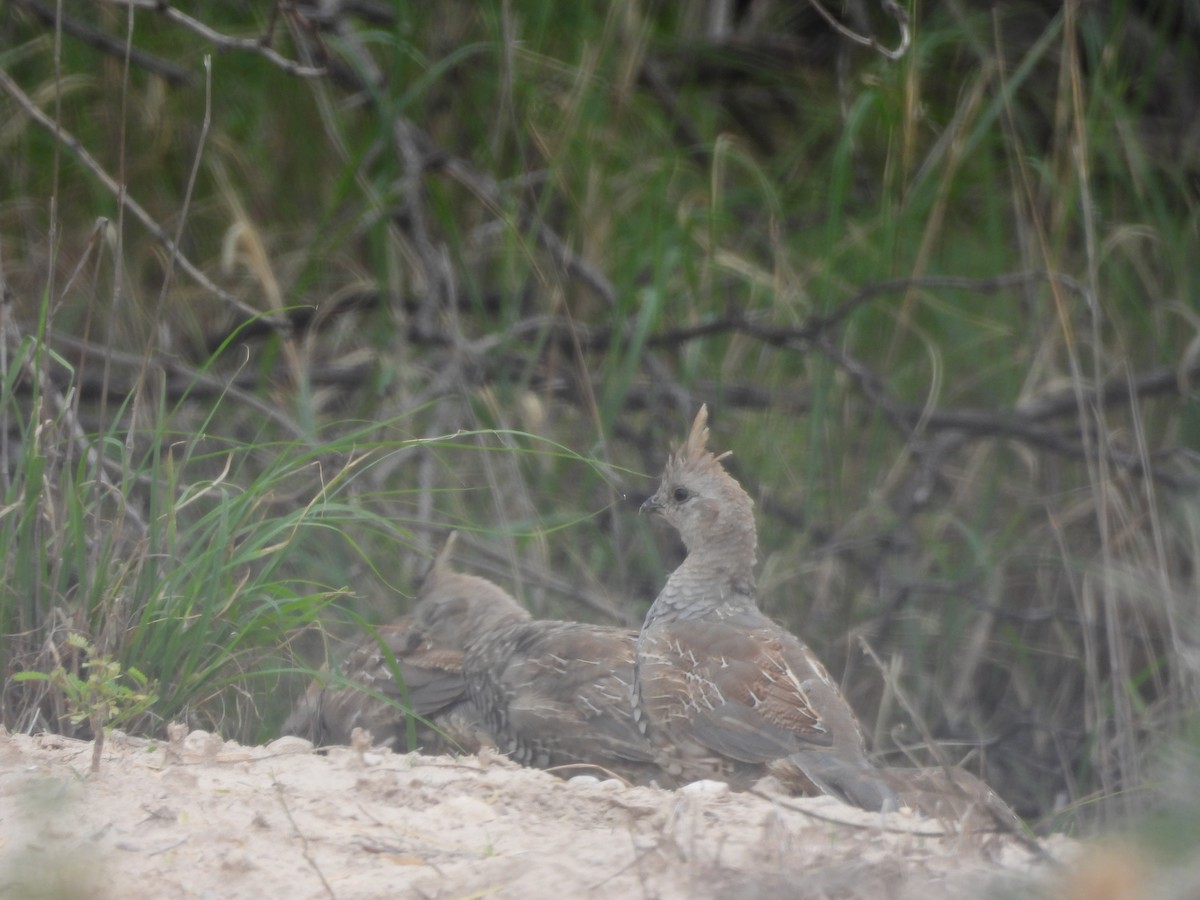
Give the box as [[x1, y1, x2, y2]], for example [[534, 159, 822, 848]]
[[1, 0, 1198, 836]]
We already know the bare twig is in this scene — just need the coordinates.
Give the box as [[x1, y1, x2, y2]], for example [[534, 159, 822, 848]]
[[44, 332, 310, 440], [273, 776, 337, 899], [420, 125, 618, 310], [816, 337, 1191, 481], [153, 55, 212, 319], [102, 0, 328, 77], [2, 320, 149, 535], [0, 67, 289, 334], [11, 0, 196, 84], [394, 119, 453, 335], [202, 268, 1194, 481], [484, 272, 1090, 356], [806, 0, 911, 61], [743, 786, 947, 836], [857, 637, 951, 768]]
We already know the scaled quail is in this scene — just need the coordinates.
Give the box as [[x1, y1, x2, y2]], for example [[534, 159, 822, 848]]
[[635, 406, 898, 810]]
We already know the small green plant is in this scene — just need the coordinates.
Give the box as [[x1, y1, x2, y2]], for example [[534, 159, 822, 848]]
[[15, 633, 159, 773]]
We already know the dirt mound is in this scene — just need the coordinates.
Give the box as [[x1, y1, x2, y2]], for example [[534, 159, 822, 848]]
[[0, 727, 1075, 899]]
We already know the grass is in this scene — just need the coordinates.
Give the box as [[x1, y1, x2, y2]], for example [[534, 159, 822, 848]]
[[1, 0, 1198, 836]]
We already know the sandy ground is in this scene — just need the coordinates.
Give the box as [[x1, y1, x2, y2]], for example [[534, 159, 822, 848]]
[[0, 726, 1079, 899]]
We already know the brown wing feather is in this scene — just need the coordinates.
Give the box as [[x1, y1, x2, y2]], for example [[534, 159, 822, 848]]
[[467, 620, 661, 783], [639, 619, 834, 762], [283, 618, 483, 753]]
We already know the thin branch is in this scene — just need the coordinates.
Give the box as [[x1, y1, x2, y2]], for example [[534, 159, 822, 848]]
[[486, 272, 1091, 355], [393, 119, 452, 336], [419, 126, 618, 310], [12, 0, 196, 85], [149, 52, 211, 338], [0, 67, 290, 335], [3, 323, 149, 535], [189, 264, 1193, 480], [102, 0, 328, 78], [807, 0, 911, 61], [273, 777, 337, 899], [44, 333, 309, 440], [814, 337, 1193, 483]]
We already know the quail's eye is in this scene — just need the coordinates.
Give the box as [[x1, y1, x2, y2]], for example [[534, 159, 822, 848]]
[[672, 486, 691, 503]]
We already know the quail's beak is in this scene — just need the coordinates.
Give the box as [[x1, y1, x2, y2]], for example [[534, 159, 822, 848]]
[[640, 495, 662, 515]]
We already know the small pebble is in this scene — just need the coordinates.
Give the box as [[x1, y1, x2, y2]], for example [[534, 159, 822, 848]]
[[680, 779, 730, 797]]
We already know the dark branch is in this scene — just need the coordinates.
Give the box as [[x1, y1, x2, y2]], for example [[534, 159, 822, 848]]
[[12, 0, 196, 85]]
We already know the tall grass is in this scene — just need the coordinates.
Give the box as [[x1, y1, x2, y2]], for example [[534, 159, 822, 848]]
[[1, 0, 1197, 833]]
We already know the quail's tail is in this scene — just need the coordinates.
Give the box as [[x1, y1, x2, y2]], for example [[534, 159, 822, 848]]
[[876, 765, 1025, 833], [787, 750, 900, 813]]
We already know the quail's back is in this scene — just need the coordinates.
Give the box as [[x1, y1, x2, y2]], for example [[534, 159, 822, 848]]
[[463, 618, 663, 784]]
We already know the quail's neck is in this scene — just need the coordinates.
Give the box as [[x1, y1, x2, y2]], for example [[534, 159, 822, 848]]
[[681, 519, 756, 578], [649, 534, 757, 619]]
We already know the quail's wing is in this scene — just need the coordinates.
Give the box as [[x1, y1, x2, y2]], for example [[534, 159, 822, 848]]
[[641, 617, 839, 763], [516, 624, 654, 763], [341, 622, 467, 716], [474, 621, 655, 768]]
